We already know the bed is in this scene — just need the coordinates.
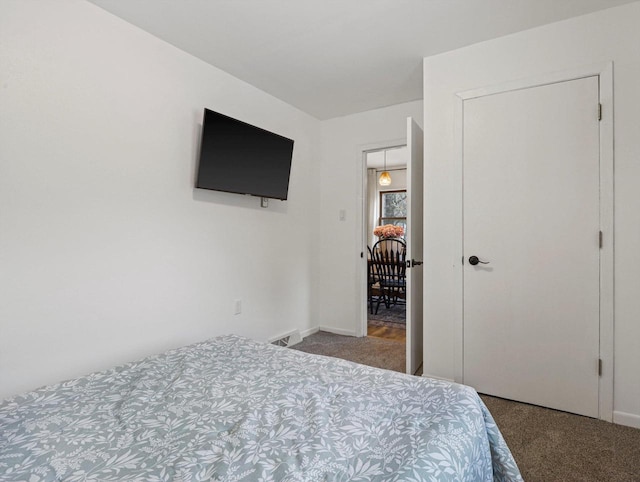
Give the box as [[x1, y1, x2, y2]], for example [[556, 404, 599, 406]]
[[0, 335, 522, 481]]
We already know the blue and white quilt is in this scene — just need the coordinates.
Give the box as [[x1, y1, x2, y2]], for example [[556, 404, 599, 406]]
[[0, 335, 522, 481]]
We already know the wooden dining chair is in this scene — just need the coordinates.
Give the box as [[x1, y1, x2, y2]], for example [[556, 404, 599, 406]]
[[367, 246, 384, 314], [371, 238, 407, 313]]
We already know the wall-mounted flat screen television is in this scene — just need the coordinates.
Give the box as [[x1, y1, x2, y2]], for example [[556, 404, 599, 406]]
[[196, 108, 294, 200]]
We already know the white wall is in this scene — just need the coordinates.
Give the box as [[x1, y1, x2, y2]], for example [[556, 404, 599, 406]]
[[317, 101, 422, 335], [0, 0, 321, 400], [423, 1, 640, 427], [375, 169, 408, 192]]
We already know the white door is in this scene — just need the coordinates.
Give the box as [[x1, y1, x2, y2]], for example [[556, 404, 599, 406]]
[[462, 77, 600, 417], [406, 118, 424, 375]]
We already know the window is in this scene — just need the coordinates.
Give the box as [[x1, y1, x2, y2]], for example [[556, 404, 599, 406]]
[[379, 190, 407, 236]]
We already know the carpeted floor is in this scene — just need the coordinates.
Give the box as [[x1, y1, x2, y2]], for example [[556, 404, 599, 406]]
[[292, 331, 640, 482], [292, 330, 405, 373], [482, 395, 640, 482]]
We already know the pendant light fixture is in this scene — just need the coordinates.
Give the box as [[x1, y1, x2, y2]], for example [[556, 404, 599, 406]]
[[378, 150, 392, 186]]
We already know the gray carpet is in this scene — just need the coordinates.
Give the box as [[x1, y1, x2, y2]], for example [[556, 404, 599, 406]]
[[482, 395, 640, 482], [292, 331, 640, 482], [291, 331, 405, 373]]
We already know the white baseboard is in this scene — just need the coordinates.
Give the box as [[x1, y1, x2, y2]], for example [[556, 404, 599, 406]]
[[613, 410, 640, 429], [319, 325, 358, 337], [300, 327, 319, 338], [422, 373, 456, 383]]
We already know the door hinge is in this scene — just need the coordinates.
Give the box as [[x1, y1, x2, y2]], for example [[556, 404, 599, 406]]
[[599, 231, 603, 249], [598, 358, 603, 376], [598, 103, 603, 121]]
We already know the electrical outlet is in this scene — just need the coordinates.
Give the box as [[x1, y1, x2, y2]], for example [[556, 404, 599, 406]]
[[339, 209, 346, 221], [234, 299, 242, 315]]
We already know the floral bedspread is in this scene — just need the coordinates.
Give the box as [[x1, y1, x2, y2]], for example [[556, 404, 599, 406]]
[[0, 335, 522, 481]]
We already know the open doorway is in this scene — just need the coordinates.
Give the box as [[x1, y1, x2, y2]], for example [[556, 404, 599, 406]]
[[357, 117, 423, 376], [364, 146, 408, 343]]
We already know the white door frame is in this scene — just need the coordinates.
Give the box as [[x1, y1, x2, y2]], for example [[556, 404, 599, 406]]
[[355, 139, 406, 338], [452, 62, 614, 421]]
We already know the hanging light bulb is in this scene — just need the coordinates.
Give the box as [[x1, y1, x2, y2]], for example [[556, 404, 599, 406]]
[[378, 171, 392, 186], [379, 150, 392, 186]]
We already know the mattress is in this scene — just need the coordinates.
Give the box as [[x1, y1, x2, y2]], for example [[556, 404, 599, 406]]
[[0, 335, 522, 481]]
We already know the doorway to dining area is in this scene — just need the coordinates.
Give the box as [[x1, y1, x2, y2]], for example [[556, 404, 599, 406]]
[[365, 146, 408, 344], [358, 117, 423, 376]]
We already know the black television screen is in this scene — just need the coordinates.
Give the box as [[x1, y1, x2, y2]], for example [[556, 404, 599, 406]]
[[196, 109, 294, 200]]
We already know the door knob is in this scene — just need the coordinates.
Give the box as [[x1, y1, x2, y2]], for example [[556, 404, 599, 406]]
[[469, 256, 490, 266]]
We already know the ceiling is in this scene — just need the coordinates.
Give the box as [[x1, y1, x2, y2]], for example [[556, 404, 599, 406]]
[[366, 147, 407, 170], [87, 0, 635, 120]]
